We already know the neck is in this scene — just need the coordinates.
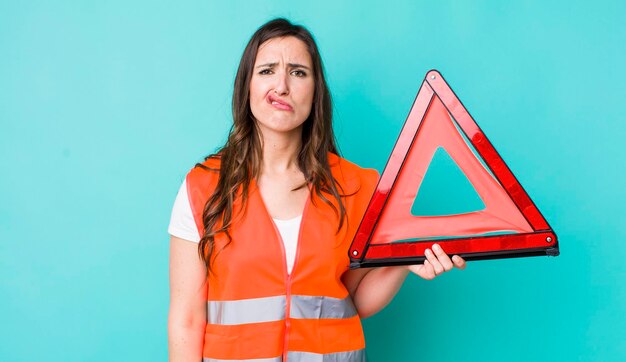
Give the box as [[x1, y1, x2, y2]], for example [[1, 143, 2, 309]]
[[258, 126, 303, 175]]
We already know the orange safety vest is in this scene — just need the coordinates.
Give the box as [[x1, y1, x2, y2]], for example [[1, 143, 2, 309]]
[[186, 152, 379, 362]]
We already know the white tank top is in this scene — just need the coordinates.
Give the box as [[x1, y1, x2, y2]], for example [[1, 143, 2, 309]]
[[272, 215, 302, 274]]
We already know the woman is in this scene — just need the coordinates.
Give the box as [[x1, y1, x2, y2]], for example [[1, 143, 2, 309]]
[[168, 18, 466, 362]]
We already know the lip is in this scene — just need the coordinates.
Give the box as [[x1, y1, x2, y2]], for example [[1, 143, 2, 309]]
[[267, 94, 293, 111]]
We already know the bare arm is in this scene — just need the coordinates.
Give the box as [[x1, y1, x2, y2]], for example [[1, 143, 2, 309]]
[[342, 265, 409, 319], [168, 236, 207, 362], [342, 243, 466, 319]]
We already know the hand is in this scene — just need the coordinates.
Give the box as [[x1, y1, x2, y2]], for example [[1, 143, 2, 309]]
[[407, 243, 466, 280]]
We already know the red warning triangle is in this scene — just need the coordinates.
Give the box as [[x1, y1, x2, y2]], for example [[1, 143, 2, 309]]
[[349, 70, 558, 268]]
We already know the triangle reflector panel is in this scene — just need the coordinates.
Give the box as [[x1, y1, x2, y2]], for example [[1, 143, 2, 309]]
[[349, 70, 558, 268]]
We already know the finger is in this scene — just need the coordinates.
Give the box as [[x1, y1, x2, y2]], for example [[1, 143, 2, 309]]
[[421, 260, 436, 280], [452, 255, 467, 270], [424, 248, 444, 275], [409, 260, 434, 280], [432, 244, 454, 272]]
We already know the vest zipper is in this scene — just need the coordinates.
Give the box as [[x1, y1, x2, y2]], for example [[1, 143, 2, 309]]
[[275, 197, 309, 362], [257, 181, 311, 362], [284, 273, 292, 362], [271, 218, 295, 362]]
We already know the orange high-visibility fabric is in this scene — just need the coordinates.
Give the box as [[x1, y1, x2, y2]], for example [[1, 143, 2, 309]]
[[288, 317, 365, 353], [186, 153, 378, 360], [203, 321, 285, 359]]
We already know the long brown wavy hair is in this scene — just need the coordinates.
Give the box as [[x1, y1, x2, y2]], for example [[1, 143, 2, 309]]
[[196, 18, 347, 271]]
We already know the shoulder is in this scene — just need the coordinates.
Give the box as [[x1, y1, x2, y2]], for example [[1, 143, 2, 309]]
[[184, 155, 222, 230], [187, 155, 221, 182], [328, 152, 379, 195], [188, 155, 221, 175], [185, 155, 221, 199]]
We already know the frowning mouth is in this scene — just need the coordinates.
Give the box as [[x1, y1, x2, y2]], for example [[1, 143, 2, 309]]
[[267, 94, 293, 111]]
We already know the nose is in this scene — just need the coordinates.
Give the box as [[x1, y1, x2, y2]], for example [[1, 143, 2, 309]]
[[273, 71, 289, 95]]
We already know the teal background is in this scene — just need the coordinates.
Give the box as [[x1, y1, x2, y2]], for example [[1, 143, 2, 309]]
[[1, 1, 624, 361]]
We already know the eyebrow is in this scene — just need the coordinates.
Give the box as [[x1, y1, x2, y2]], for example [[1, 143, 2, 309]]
[[255, 62, 311, 70]]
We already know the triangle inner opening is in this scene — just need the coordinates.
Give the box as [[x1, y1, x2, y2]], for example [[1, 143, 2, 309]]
[[411, 146, 486, 216]]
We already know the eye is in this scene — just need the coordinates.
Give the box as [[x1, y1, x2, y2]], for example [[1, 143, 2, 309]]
[[291, 70, 307, 77], [259, 69, 273, 75]]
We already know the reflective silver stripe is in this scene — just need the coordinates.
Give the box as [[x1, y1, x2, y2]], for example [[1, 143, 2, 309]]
[[203, 357, 281, 362], [288, 349, 366, 362], [207, 295, 286, 325], [290, 295, 358, 319]]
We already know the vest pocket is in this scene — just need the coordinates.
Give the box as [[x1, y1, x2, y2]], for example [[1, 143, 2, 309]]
[[204, 319, 285, 360]]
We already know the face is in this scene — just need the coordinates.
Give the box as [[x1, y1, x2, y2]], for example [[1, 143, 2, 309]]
[[249, 36, 315, 138]]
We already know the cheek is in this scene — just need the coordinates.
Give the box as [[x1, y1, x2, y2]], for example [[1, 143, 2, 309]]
[[298, 82, 315, 110], [249, 81, 268, 114], [249, 79, 263, 101]]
